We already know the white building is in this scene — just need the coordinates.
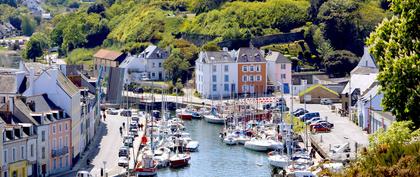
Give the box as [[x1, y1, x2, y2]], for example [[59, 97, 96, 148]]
[[195, 51, 238, 99], [22, 66, 83, 163], [120, 45, 169, 83]]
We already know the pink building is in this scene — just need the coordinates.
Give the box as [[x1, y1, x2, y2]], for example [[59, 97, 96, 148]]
[[266, 51, 292, 93]]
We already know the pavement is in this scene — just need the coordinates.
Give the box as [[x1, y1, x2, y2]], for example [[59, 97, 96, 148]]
[[285, 95, 369, 161]]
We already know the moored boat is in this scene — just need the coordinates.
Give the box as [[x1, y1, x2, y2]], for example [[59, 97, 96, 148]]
[[204, 114, 225, 124], [186, 141, 199, 152], [134, 153, 158, 177], [169, 153, 191, 168], [244, 139, 271, 152]]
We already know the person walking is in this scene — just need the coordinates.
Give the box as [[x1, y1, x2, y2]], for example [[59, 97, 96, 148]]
[[103, 114, 106, 121], [119, 126, 123, 136]]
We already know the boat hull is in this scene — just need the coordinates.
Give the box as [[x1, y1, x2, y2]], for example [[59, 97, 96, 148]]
[[244, 142, 270, 152], [178, 114, 193, 120], [169, 158, 190, 168], [204, 116, 225, 124], [268, 155, 289, 169], [134, 168, 157, 176]]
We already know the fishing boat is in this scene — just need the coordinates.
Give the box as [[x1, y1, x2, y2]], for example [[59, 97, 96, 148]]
[[169, 153, 191, 168], [177, 108, 193, 120], [134, 153, 158, 176]]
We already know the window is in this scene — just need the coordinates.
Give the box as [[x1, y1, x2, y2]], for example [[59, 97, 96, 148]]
[[151, 72, 155, 77], [65, 123, 68, 131], [242, 75, 248, 82], [53, 159, 57, 169], [41, 131, 45, 142], [281, 74, 286, 79], [224, 84, 229, 92], [281, 64, 286, 69], [231, 84, 236, 92], [12, 148, 15, 161], [224, 75, 229, 82], [60, 157, 63, 168], [212, 75, 217, 82], [80, 123, 84, 134], [250, 75, 254, 82], [159, 62, 162, 67], [65, 136, 69, 147], [242, 66, 248, 72], [30, 144, 34, 157], [256, 75, 262, 81], [53, 139, 56, 149], [152, 62, 155, 68], [250, 65, 254, 72], [212, 65, 216, 72], [41, 147, 45, 159], [21, 146, 24, 159], [224, 65, 229, 72], [212, 84, 217, 92], [52, 125, 56, 134], [242, 85, 248, 92], [59, 124, 62, 133], [65, 155, 69, 167], [3, 150, 7, 163], [256, 65, 261, 72], [59, 138, 63, 149]]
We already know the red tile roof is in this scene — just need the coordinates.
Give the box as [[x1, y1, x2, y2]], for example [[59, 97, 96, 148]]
[[93, 49, 123, 61]]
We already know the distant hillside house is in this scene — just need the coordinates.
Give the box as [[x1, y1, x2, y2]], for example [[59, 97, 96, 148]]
[[93, 49, 126, 68], [120, 45, 169, 83]]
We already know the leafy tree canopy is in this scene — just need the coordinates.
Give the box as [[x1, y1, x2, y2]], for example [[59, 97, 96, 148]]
[[367, 0, 420, 127], [323, 50, 358, 77], [23, 32, 50, 60]]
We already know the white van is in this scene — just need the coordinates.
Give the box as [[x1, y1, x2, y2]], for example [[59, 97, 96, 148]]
[[77, 171, 93, 177]]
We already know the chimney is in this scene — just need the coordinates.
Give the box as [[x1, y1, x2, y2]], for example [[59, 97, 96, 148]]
[[29, 67, 35, 95]]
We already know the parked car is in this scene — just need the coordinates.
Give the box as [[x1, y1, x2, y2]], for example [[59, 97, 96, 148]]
[[134, 87, 143, 93], [130, 124, 138, 133], [299, 112, 320, 121], [128, 131, 138, 137], [312, 124, 331, 133], [305, 117, 321, 125], [320, 98, 333, 105], [310, 121, 334, 129], [123, 138, 133, 147], [131, 116, 139, 122], [293, 108, 308, 117], [119, 146, 130, 157], [106, 108, 118, 115], [77, 171, 93, 177], [118, 156, 129, 167], [120, 109, 132, 117]]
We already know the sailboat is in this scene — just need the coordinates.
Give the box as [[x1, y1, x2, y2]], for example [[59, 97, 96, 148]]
[[169, 137, 191, 168], [204, 107, 225, 124]]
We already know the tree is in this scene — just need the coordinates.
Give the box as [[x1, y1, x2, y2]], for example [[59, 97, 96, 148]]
[[20, 15, 36, 36], [341, 121, 420, 177], [23, 32, 50, 60], [366, 0, 420, 127], [87, 3, 105, 15], [317, 0, 363, 55], [163, 49, 190, 84], [323, 50, 358, 77]]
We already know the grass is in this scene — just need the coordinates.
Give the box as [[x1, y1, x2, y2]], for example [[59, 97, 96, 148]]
[[261, 40, 310, 57], [298, 84, 339, 97]]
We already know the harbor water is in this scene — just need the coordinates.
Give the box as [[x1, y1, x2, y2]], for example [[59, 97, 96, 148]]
[[158, 119, 273, 177]]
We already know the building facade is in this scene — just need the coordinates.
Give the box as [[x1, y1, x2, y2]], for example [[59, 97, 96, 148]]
[[235, 48, 267, 95], [195, 51, 238, 99], [266, 51, 292, 93]]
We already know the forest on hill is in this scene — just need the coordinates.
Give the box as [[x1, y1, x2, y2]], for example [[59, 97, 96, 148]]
[[10, 0, 390, 79]]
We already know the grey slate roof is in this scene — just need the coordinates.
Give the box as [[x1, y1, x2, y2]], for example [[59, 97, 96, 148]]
[[350, 66, 379, 75], [265, 51, 291, 63], [236, 48, 265, 63], [141, 45, 169, 59], [13, 98, 40, 126], [56, 71, 79, 97], [25, 94, 61, 113], [200, 51, 234, 63], [0, 74, 16, 94]]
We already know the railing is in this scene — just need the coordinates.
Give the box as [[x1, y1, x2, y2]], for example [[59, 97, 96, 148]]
[[51, 146, 69, 157]]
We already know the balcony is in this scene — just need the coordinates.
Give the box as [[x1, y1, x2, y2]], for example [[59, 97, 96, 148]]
[[51, 146, 69, 157]]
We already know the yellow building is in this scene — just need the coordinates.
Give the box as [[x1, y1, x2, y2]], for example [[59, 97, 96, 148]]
[[8, 160, 27, 177]]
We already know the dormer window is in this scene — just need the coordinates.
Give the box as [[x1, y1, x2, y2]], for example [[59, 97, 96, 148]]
[[242, 54, 247, 61]]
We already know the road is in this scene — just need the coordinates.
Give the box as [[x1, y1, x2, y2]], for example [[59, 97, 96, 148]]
[[284, 95, 369, 160]]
